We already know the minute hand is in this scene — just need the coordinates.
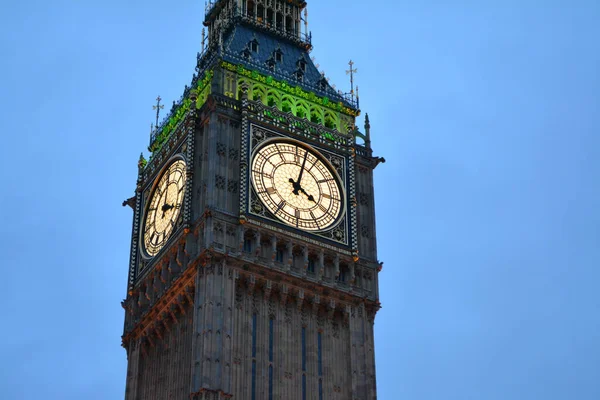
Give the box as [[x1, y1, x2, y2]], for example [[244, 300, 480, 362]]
[[295, 150, 309, 188]]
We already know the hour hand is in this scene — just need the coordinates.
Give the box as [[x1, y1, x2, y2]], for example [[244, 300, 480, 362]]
[[299, 188, 316, 202], [289, 178, 301, 195], [161, 203, 174, 218], [162, 203, 174, 212]]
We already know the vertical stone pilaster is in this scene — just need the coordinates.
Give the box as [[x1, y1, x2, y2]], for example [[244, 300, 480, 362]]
[[124, 338, 141, 400], [191, 266, 206, 393]]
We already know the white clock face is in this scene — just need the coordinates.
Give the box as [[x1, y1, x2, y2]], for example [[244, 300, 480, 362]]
[[251, 140, 344, 232], [142, 159, 186, 257]]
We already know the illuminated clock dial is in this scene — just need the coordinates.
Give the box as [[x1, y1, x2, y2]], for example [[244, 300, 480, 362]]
[[142, 159, 187, 257], [251, 140, 344, 232]]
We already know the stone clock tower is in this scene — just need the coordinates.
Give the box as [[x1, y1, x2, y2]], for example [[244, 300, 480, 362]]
[[121, 1, 384, 399]]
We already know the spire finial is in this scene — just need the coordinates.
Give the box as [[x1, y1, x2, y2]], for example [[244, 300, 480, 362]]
[[346, 60, 358, 104], [304, 8, 308, 37], [202, 28, 206, 52], [138, 152, 147, 173], [152, 96, 164, 128], [364, 113, 371, 148]]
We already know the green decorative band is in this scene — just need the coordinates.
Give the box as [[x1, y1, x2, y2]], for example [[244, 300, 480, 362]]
[[221, 61, 359, 117], [149, 70, 214, 153]]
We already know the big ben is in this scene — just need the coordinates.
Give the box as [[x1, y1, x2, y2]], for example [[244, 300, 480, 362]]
[[122, 1, 384, 399]]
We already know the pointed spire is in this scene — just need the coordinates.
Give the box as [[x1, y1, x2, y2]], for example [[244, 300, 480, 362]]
[[346, 60, 358, 104], [364, 113, 371, 148], [304, 8, 308, 37], [138, 153, 147, 173]]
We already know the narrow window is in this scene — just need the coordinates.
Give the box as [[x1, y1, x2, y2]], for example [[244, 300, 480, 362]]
[[319, 379, 323, 400], [251, 41, 259, 52], [302, 374, 307, 400], [244, 238, 253, 253], [275, 247, 284, 263], [252, 313, 257, 400], [269, 318, 274, 362], [252, 314, 257, 358], [269, 318, 274, 400], [301, 327, 306, 372], [307, 258, 315, 274], [275, 51, 283, 63], [318, 332, 322, 376], [269, 365, 273, 400], [252, 361, 257, 400]]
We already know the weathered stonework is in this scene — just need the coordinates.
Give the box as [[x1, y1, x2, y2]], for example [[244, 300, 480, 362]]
[[123, 1, 384, 399]]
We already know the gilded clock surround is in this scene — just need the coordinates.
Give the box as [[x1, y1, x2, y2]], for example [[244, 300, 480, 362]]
[[141, 157, 187, 258], [251, 138, 344, 232], [247, 123, 349, 245]]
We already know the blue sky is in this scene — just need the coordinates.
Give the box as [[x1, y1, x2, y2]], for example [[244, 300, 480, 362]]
[[1, 0, 599, 399]]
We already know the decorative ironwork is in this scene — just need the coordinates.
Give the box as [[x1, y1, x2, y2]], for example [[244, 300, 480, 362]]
[[222, 61, 359, 116], [247, 124, 349, 246], [152, 96, 164, 129], [148, 70, 214, 153], [345, 60, 357, 104]]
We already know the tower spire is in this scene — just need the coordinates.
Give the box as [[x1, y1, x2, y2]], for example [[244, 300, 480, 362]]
[[304, 8, 308, 38], [346, 60, 358, 104], [152, 96, 164, 128]]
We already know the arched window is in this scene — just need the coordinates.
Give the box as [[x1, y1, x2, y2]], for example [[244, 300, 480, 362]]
[[257, 4, 265, 23], [247, 0, 255, 18], [274, 49, 283, 63]]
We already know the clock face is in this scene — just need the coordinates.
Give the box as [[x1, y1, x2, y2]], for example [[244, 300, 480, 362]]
[[142, 159, 187, 257], [251, 140, 344, 232]]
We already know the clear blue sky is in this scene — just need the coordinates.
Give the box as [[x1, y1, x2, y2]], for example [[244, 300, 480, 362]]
[[1, 1, 599, 399]]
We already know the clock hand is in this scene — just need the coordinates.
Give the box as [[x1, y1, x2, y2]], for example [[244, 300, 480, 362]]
[[161, 183, 170, 218], [161, 203, 174, 218], [297, 150, 309, 186], [299, 188, 316, 203], [290, 150, 309, 196]]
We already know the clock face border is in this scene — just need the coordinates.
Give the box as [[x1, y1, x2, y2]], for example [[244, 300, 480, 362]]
[[250, 137, 346, 233], [140, 155, 188, 260], [245, 123, 350, 246]]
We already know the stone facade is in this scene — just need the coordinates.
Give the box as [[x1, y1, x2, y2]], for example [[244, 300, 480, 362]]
[[122, 1, 383, 399]]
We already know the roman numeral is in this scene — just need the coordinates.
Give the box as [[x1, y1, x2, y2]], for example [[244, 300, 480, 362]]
[[275, 200, 286, 214], [310, 211, 320, 229]]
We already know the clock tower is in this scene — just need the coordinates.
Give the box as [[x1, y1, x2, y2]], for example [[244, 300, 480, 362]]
[[122, 1, 384, 399]]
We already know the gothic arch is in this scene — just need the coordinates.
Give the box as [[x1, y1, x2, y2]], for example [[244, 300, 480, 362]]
[[266, 89, 281, 108]]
